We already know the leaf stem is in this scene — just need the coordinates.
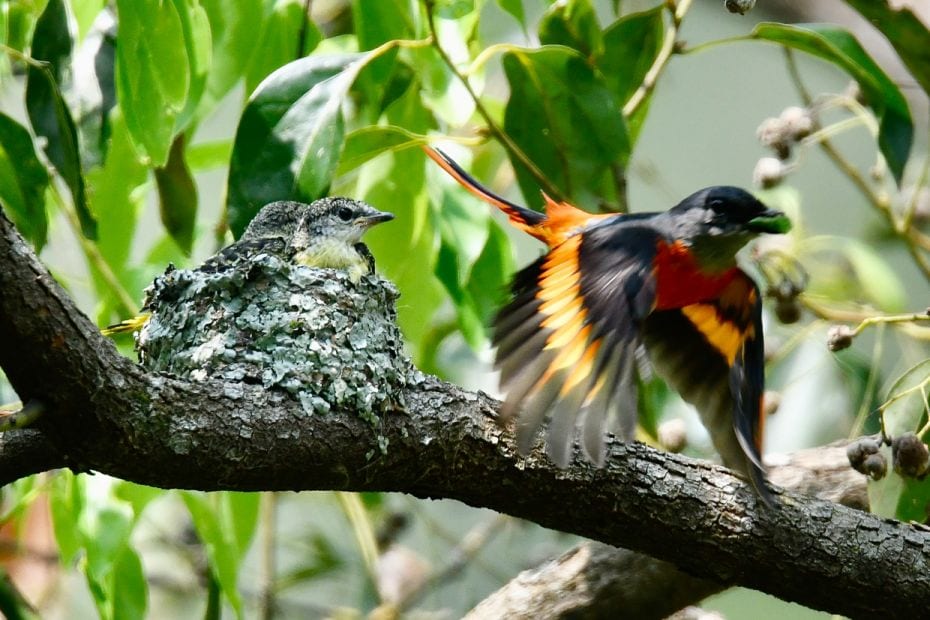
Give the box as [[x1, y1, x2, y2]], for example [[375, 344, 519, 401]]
[[783, 48, 930, 281], [423, 0, 566, 201], [849, 312, 930, 338], [623, 0, 694, 118], [296, 0, 313, 59], [259, 492, 278, 620], [49, 185, 138, 317]]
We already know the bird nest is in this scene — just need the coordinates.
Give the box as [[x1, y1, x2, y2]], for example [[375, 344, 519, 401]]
[[135, 252, 414, 424]]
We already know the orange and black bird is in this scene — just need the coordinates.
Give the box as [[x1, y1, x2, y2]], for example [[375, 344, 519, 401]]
[[424, 146, 791, 505]]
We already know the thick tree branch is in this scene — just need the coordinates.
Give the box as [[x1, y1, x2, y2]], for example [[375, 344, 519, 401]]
[[0, 211, 928, 617], [466, 443, 870, 619]]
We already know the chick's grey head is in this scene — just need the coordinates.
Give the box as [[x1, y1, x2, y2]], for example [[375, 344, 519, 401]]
[[287, 197, 394, 280], [289, 197, 394, 252], [240, 201, 310, 242]]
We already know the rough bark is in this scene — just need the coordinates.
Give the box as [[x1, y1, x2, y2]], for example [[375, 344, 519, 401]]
[[0, 211, 928, 617], [465, 443, 869, 619]]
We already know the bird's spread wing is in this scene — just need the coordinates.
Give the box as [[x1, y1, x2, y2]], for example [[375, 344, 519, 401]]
[[494, 220, 661, 466], [642, 271, 773, 504]]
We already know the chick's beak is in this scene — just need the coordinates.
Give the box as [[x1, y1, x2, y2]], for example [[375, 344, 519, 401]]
[[357, 210, 395, 228]]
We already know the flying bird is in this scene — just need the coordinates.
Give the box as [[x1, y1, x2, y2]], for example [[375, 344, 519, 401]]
[[424, 146, 790, 505]]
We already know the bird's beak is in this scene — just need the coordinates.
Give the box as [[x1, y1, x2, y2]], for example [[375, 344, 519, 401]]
[[747, 209, 791, 234], [357, 211, 395, 228]]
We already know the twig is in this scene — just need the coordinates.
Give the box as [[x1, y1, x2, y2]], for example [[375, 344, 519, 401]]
[[848, 312, 930, 338], [623, 0, 694, 118], [296, 0, 313, 59], [50, 185, 138, 316], [259, 492, 278, 620], [398, 513, 509, 611], [335, 492, 381, 596], [423, 0, 566, 202], [783, 48, 930, 280]]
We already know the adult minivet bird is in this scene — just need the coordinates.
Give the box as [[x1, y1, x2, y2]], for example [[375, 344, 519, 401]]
[[424, 146, 790, 505], [103, 198, 393, 335]]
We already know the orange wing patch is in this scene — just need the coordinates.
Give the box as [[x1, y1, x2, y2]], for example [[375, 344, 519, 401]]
[[539, 193, 613, 247], [680, 303, 749, 365], [680, 278, 757, 365]]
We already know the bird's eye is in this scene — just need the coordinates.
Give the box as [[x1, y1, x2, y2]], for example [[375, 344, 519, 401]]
[[709, 199, 724, 210], [336, 206, 354, 221]]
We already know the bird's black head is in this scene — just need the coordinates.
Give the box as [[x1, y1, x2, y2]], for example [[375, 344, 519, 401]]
[[667, 186, 791, 270], [705, 186, 790, 234], [670, 186, 791, 236]]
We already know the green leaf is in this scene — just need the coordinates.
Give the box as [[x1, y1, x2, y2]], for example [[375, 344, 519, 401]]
[[155, 134, 198, 255], [868, 359, 930, 520], [85, 110, 148, 317], [3, 1, 40, 54], [111, 546, 148, 620], [228, 51, 384, 237], [199, 0, 263, 114], [496, 0, 526, 29], [49, 472, 84, 566], [226, 492, 261, 556], [336, 125, 426, 176], [0, 476, 41, 524], [353, 0, 415, 51], [598, 6, 664, 140], [752, 23, 913, 185], [25, 0, 96, 239], [466, 219, 514, 326], [114, 482, 163, 522], [81, 504, 134, 588], [0, 113, 50, 249], [187, 139, 233, 171], [803, 236, 907, 313], [539, 0, 602, 57], [502, 46, 629, 211], [357, 81, 444, 361], [842, 0, 930, 98], [72, 9, 117, 169], [431, 180, 492, 348], [81, 502, 136, 620], [244, 0, 322, 96], [115, 0, 190, 166], [842, 240, 907, 312], [171, 0, 213, 131], [181, 492, 259, 618], [881, 359, 930, 439], [72, 0, 105, 40]]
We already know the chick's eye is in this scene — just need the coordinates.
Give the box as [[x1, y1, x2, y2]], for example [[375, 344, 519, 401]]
[[337, 206, 353, 221]]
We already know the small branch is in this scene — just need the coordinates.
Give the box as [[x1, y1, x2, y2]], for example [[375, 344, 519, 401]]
[[849, 311, 930, 338], [623, 0, 694, 119], [399, 514, 507, 611], [423, 0, 566, 202], [51, 184, 138, 317], [258, 493, 278, 620], [783, 48, 930, 281], [296, 0, 313, 59]]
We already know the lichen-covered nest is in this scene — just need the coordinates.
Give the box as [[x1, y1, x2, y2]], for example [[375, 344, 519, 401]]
[[135, 252, 415, 423]]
